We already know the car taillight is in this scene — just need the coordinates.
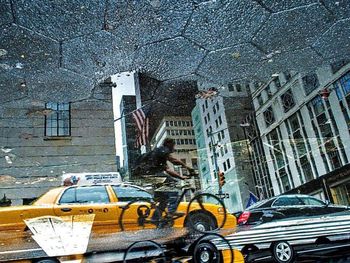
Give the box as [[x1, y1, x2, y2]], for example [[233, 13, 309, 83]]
[[238, 211, 251, 224]]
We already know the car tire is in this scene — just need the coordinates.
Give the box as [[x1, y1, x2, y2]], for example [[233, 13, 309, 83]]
[[34, 258, 59, 263], [193, 241, 221, 263], [271, 241, 295, 263], [185, 212, 217, 232]]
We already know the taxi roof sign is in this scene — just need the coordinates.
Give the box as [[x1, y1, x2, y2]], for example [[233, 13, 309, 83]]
[[62, 172, 122, 186]]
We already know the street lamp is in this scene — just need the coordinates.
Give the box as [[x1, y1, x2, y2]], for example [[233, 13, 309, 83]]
[[208, 126, 230, 196]]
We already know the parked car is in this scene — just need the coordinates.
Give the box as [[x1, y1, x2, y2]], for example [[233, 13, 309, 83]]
[[225, 212, 350, 263], [0, 183, 235, 232], [237, 194, 349, 225]]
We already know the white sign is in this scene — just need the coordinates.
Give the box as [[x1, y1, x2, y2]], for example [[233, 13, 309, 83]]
[[25, 215, 94, 257], [62, 172, 122, 186]]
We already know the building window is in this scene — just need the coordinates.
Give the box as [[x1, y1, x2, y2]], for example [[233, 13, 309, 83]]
[[302, 73, 319, 95], [216, 101, 220, 111], [213, 106, 216, 114], [45, 102, 71, 137], [263, 106, 275, 127], [220, 147, 224, 156], [227, 159, 231, 169], [284, 71, 292, 82], [228, 83, 234, 91], [281, 89, 295, 113], [218, 115, 222, 125], [205, 100, 208, 109], [266, 85, 272, 98], [279, 168, 291, 192], [330, 59, 350, 74], [257, 94, 263, 106], [224, 144, 228, 153], [236, 83, 242, 92], [274, 77, 281, 89], [223, 162, 227, 171]]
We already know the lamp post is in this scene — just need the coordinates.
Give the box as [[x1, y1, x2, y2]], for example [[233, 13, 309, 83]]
[[208, 131, 222, 195], [208, 126, 231, 196], [239, 122, 259, 198]]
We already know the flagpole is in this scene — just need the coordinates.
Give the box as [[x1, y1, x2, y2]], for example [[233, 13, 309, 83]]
[[114, 102, 152, 122]]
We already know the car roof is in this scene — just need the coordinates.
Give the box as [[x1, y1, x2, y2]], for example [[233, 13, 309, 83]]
[[278, 194, 316, 198], [246, 194, 322, 210]]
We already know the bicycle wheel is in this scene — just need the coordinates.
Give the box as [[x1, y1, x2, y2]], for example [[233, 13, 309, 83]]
[[123, 240, 166, 263], [186, 193, 227, 233], [119, 199, 158, 231]]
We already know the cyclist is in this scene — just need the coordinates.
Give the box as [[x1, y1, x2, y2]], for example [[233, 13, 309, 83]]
[[133, 138, 197, 222]]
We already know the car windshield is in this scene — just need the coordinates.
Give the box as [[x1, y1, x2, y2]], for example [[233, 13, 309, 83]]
[[1, 1, 350, 261]]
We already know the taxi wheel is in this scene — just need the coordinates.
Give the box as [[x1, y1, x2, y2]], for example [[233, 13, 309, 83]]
[[271, 241, 295, 263], [186, 193, 226, 233], [186, 212, 217, 232]]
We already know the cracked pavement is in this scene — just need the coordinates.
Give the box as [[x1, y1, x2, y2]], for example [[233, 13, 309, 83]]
[[0, 0, 350, 102]]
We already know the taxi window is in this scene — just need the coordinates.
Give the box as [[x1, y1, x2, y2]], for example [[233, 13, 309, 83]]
[[59, 186, 110, 204], [272, 196, 303, 207], [112, 185, 152, 202], [59, 188, 75, 204]]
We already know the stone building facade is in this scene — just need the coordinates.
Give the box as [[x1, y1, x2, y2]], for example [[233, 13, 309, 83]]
[[0, 84, 117, 205], [250, 61, 350, 205]]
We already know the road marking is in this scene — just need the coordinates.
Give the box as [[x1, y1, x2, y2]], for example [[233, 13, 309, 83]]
[[0, 248, 42, 255]]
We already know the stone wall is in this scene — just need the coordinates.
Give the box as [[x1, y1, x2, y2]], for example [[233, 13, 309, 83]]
[[0, 86, 116, 205]]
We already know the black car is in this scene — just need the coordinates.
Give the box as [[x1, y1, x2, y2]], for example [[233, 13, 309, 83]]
[[237, 194, 349, 225]]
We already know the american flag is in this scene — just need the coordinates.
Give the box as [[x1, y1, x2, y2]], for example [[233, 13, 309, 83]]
[[132, 107, 149, 148]]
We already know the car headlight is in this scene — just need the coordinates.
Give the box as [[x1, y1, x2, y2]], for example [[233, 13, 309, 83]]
[[217, 207, 225, 214]]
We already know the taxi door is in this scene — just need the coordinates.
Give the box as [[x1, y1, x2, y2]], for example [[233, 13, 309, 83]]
[[111, 184, 155, 231], [53, 185, 119, 227]]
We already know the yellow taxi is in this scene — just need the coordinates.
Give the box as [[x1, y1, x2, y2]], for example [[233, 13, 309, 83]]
[[0, 184, 236, 232]]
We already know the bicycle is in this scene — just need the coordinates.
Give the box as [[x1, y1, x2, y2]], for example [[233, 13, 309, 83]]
[[118, 176, 227, 233]]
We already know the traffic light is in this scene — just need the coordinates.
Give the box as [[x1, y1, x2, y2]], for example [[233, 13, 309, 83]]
[[218, 170, 225, 187]]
